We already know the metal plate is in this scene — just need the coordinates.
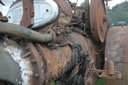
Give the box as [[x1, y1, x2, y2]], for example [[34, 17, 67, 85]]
[[105, 26, 128, 85], [56, 0, 72, 16], [90, 0, 108, 43], [7, 0, 59, 29]]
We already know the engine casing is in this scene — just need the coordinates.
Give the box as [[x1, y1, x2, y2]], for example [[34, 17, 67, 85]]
[[7, 0, 59, 29]]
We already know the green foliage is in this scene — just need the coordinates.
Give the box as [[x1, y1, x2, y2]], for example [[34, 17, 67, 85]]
[[95, 78, 106, 85], [108, 1, 128, 25], [50, 78, 107, 85], [50, 81, 60, 85]]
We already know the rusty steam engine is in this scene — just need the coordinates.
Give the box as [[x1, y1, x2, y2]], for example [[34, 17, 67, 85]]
[[0, 0, 127, 85]]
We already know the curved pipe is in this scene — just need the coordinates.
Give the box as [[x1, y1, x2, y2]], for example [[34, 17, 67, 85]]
[[0, 22, 53, 43]]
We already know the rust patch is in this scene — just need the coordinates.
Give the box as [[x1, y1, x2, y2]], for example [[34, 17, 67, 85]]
[[90, 0, 108, 43], [55, 0, 72, 16], [105, 26, 128, 85], [20, 0, 34, 27], [0, 12, 8, 22]]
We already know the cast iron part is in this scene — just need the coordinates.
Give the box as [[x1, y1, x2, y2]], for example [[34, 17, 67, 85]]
[[90, 0, 108, 43]]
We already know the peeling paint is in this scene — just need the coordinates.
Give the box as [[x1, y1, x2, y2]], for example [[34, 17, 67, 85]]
[[4, 46, 32, 85]]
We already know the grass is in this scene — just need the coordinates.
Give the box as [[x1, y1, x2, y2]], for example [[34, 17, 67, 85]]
[[95, 78, 106, 85], [50, 77, 106, 85]]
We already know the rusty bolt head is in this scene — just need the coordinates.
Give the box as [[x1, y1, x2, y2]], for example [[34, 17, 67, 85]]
[[22, 52, 31, 58], [31, 59, 37, 64], [33, 73, 40, 78], [116, 73, 122, 79]]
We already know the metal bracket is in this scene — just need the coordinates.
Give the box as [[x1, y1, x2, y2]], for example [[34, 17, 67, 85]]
[[0, 12, 8, 22], [20, 0, 34, 27], [90, 60, 122, 80], [0, 0, 5, 5]]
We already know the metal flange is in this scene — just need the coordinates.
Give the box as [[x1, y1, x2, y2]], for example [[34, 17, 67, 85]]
[[90, 0, 108, 43]]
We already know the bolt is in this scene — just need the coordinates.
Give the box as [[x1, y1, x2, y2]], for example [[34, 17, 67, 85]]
[[25, 7, 28, 10], [31, 59, 37, 64], [33, 73, 40, 78], [18, 81, 22, 84], [16, 79, 18, 82], [22, 52, 31, 58], [117, 73, 122, 79], [16, 79, 22, 84], [46, 9, 49, 12]]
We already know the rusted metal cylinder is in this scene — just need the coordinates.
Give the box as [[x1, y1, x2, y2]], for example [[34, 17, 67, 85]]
[[107, 60, 115, 75], [0, 22, 53, 43], [105, 26, 128, 85], [41, 32, 97, 82], [0, 31, 97, 85]]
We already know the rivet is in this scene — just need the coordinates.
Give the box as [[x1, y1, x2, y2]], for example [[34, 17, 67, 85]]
[[18, 81, 22, 84], [33, 73, 40, 78]]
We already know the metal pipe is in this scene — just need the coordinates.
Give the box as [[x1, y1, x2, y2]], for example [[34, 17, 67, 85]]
[[0, 22, 53, 43]]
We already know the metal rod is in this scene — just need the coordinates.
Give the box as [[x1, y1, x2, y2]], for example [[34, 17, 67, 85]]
[[0, 22, 53, 43]]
